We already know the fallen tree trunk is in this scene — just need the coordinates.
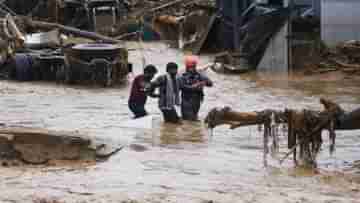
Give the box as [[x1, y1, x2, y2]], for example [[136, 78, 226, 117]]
[[15, 17, 122, 44], [204, 98, 354, 167]]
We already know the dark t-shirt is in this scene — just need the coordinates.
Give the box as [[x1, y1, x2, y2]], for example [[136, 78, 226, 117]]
[[129, 75, 148, 104], [179, 71, 213, 100]]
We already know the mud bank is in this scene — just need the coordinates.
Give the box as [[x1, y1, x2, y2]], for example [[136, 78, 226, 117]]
[[0, 127, 123, 166]]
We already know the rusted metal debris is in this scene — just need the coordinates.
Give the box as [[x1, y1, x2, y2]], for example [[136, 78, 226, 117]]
[[0, 127, 124, 166], [204, 98, 359, 167], [64, 43, 129, 86], [0, 15, 130, 86]]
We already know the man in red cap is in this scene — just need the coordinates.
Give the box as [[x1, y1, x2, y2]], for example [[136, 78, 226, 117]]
[[179, 55, 213, 121]]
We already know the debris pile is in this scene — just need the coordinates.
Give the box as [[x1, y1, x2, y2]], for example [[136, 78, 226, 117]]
[[0, 0, 216, 86], [0, 14, 130, 86], [124, 0, 216, 46], [306, 40, 360, 75], [205, 98, 359, 167]]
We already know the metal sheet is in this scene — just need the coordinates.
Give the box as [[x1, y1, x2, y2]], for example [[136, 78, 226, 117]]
[[257, 22, 289, 72], [321, 0, 360, 46]]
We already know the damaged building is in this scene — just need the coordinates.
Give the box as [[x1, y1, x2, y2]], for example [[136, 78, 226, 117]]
[[202, 0, 359, 74], [203, 0, 322, 73], [150, 0, 322, 73], [1, 0, 359, 83]]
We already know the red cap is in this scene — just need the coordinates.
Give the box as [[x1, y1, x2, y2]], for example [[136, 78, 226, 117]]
[[185, 55, 199, 69]]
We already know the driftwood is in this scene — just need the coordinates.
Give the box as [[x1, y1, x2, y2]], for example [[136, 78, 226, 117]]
[[204, 98, 351, 167]]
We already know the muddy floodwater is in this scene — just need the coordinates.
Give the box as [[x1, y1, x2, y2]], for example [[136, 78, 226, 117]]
[[1, 42, 360, 203]]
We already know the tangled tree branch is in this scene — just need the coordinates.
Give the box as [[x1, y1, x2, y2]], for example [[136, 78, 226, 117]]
[[204, 98, 348, 167]]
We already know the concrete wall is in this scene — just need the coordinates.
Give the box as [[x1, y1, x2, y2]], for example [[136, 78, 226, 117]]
[[321, 0, 360, 46]]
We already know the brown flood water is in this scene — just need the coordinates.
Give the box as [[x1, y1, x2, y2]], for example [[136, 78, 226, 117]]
[[1, 42, 360, 203]]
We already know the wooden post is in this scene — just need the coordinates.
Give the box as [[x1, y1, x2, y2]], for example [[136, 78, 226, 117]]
[[232, 0, 240, 51], [286, 0, 294, 72]]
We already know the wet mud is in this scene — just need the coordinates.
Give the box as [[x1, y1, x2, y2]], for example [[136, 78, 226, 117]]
[[0, 127, 124, 166], [0, 42, 360, 203]]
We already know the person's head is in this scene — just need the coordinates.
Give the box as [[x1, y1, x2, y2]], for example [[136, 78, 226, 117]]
[[143, 64, 158, 81], [166, 62, 178, 77], [185, 55, 198, 73]]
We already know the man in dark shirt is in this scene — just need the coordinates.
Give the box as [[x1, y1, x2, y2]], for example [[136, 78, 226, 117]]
[[179, 55, 213, 121], [148, 62, 181, 123], [128, 65, 158, 118]]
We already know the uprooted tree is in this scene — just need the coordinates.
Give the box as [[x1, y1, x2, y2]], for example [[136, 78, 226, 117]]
[[204, 98, 360, 167]]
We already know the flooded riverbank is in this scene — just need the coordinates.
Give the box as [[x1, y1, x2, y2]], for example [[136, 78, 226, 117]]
[[1, 42, 360, 203]]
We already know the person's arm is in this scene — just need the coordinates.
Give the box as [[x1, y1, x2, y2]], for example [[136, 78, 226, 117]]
[[146, 76, 163, 98], [148, 91, 159, 98], [200, 73, 213, 87], [146, 84, 159, 98], [186, 73, 213, 89], [179, 75, 198, 91]]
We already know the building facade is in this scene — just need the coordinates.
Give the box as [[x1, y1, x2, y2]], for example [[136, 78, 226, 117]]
[[321, 0, 360, 46]]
